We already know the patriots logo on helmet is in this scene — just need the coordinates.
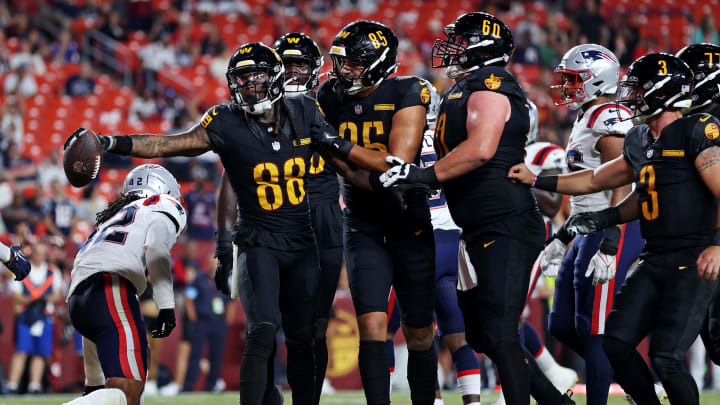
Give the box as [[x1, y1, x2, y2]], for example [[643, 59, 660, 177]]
[[603, 117, 619, 127], [581, 50, 617, 63]]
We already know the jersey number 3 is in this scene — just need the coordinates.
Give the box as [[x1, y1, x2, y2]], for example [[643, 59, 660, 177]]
[[254, 158, 306, 211], [639, 164, 659, 221]]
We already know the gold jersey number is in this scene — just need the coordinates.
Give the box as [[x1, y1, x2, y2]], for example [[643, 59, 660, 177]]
[[639, 164, 659, 220], [253, 158, 306, 211]]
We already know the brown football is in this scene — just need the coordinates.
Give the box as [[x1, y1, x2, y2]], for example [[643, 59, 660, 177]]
[[63, 129, 102, 187]]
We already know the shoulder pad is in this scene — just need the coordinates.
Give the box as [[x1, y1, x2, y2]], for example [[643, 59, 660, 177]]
[[466, 66, 520, 95], [146, 194, 187, 237], [199, 104, 231, 129], [586, 104, 633, 135]]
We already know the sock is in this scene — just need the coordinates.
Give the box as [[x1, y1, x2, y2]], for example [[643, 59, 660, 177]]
[[385, 339, 395, 373], [28, 382, 42, 392], [433, 399, 444, 405], [651, 355, 699, 404], [452, 344, 481, 398], [408, 345, 438, 405], [0, 242, 11, 263], [526, 347, 564, 404], [488, 342, 530, 405], [286, 340, 315, 405], [583, 335, 612, 405], [239, 323, 276, 405], [359, 340, 390, 405], [314, 336, 328, 405], [7, 382, 18, 391], [534, 345, 557, 374], [603, 336, 661, 405], [62, 388, 127, 405], [520, 323, 543, 357]]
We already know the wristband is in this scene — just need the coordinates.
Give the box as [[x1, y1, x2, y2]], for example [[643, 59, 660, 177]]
[[531, 175, 538, 187], [534, 175, 558, 192], [109, 135, 133, 155], [713, 228, 720, 246]]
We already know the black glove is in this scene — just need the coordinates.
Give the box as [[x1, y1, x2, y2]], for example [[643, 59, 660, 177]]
[[565, 206, 621, 236], [214, 230, 234, 295], [380, 156, 441, 189], [548, 221, 576, 245], [310, 122, 354, 160], [599, 226, 621, 255], [389, 183, 434, 210], [65, 128, 112, 151], [151, 308, 176, 338]]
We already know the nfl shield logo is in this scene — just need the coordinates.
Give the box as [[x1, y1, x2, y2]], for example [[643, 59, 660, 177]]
[[272, 141, 281, 151], [646, 149, 653, 158], [354, 104, 363, 115]]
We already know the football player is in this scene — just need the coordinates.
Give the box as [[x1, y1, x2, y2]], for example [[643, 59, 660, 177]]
[[538, 44, 645, 405], [63, 164, 185, 405], [677, 43, 720, 367], [66, 43, 363, 405], [382, 12, 574, 405], [508, 53, 719, 405], [317, 20, 438, 405], [274, 32, 342, 402]]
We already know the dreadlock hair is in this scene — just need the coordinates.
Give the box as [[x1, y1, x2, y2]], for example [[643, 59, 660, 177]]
[[95, 193, 144, 227]]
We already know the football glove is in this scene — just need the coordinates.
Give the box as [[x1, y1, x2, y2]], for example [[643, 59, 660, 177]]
[[539, 238, 566, 277], [389, 183, 435, 209], [380, 156, 441, 189], [309, 122, 354, 160], [4, 245, 30, 281], [585, 252, 616, 286], [214, 231, 234, 295], [151, 308, 176, 338], [65, 127, 113, 151], [565, 207, 621, 236]]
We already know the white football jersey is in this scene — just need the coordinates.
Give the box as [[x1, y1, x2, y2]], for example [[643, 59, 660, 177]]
[[420, 131, 459, 231], [565, 103, 633, 214], [524, 141, 567, 175], [68, 194, 186, 304]]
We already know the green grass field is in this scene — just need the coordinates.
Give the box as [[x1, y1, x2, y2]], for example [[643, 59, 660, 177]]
[[3, 391, 720, 405]]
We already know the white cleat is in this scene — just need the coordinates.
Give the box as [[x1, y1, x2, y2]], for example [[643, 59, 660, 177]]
[[495, 390, 506, 405], [321, 378, 336, 394], [624, 384, 668, 404], [159, 382, 180, 397], [144, 380, 158, 396], [546, 364, 579, 393]]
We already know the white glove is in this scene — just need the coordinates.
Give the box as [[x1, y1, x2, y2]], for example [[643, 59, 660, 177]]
[[539, 238, 566, 277], [585, 252, 617, 286]]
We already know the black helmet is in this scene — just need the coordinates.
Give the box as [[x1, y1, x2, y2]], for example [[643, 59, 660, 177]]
[[616, 53, 693, 124], [273, 32, 324, 95], [226, 43, 284, 114], [432, 12, 514, 79], [328, 20, 399, 95], [676, 43, 720, 112]]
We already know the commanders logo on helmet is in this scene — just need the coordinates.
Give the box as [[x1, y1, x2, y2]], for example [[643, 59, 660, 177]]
[[329, 20, 399, 95], [274, 32, 324, 95], [432, 12, 514, 79], [617, 53, 693, 124]]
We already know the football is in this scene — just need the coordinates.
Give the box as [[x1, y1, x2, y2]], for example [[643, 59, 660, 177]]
[[63, 129, 102, 188]]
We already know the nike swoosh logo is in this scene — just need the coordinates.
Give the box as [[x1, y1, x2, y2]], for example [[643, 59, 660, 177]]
[[678, 266, 688, 270], [701, 116, 711, 122], [419, 80, 428, 86], [484, 240, 495, 248], [212, 107, 218, 116], [414, 230, 423, 236]]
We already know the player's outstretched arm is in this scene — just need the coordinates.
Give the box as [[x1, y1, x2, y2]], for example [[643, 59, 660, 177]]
[[695, 146, 720, 281], [508, 155, 634, 196]]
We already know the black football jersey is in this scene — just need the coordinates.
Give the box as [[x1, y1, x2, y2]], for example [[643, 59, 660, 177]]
[[317, 76, 433, 232], [623, 113, 720, 253], [709, 103, 720, 120], [435, 66, 540, 233], [201, 96, 326, 248]]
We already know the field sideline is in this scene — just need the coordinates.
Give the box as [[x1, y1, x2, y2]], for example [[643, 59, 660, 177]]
[[4, 391, 720, 405]]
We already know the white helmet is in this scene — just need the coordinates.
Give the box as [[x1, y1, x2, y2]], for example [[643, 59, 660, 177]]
[[551, 44, 620, 110], [123, 164, 182, 201], [527, 99, 539, 144], [425, 82, 441, 132]]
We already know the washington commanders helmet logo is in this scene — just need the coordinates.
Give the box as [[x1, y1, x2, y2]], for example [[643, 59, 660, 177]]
[[484, 74, 502, 90]]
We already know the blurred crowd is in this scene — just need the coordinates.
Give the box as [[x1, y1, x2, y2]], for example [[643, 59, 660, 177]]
[[0, 0, 717, 396]]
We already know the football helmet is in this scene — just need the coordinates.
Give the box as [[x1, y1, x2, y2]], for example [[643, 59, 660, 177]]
[[676, 43, 720, 113], [617, 53, 693, 124], [432, 12, 514, 79], [123, 164, 182, 201], [527, 99, 539, 144], [329, 20, 399, 95], [273, 32, 324, 95], [550, 44, 620, 110], [226, 43, 284, 114]]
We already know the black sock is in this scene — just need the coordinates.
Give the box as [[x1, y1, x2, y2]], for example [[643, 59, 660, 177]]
[[287, 340, 316, 405], [488, 342, 530, 405], [407, 345, 437, 405], [359, 340, 390, 405], [314, 336, 328, 405], [263, 341, 282, 405], [651, 355, 698, 405], [526, 347, 564, 405], [240, 323, 276, 405], [603, 336, 661, 405]]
